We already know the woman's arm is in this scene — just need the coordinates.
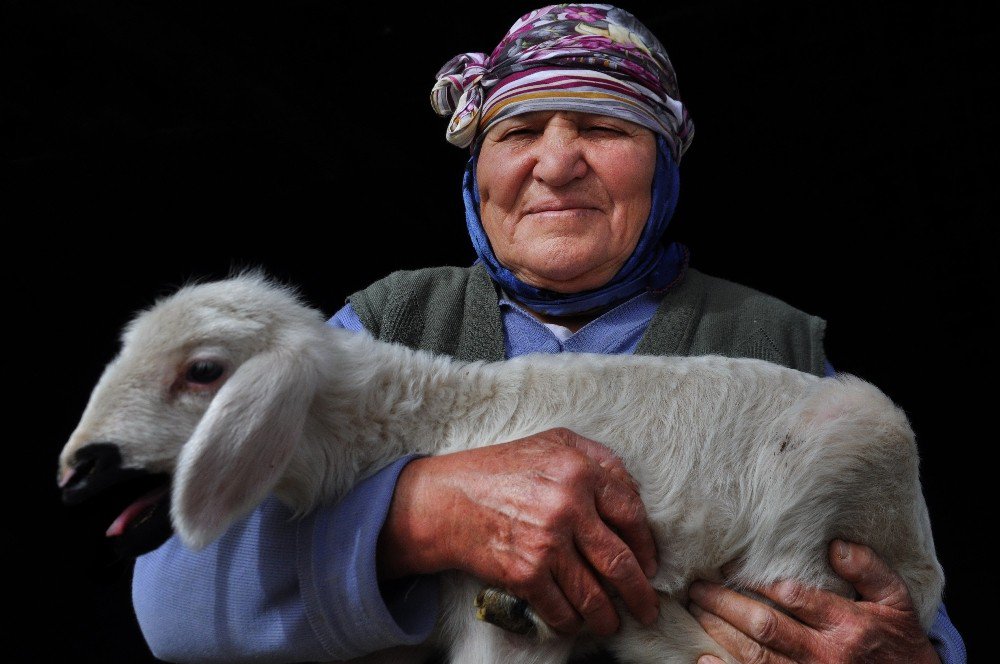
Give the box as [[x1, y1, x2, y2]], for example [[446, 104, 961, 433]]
[[133, 457, 439, 663]]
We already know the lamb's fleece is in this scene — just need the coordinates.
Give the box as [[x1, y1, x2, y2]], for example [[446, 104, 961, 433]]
[[58, 273, 944, 664]]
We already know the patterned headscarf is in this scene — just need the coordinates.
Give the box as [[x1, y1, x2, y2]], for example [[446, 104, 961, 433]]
[[432, 4, 694, 316], [431, 3, 694, 160]]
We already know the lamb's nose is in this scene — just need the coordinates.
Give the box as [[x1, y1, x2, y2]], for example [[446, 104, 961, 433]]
[[61, 443, 123, 504]]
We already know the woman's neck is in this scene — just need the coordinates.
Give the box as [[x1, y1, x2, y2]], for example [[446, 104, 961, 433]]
[[517, 300, 605, 333]]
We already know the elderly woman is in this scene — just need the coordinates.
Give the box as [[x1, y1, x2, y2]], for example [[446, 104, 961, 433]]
[[132, 4, 964, 663]]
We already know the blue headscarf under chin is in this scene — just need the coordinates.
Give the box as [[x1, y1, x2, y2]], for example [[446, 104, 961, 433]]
[[463, 134, 688, 317]]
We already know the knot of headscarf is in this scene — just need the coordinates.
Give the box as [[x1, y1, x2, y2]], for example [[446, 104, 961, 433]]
[[430, 53, 491, 149], [430, 3, 695, 162]]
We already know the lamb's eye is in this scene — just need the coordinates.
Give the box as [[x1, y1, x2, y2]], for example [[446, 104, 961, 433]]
[[186, 360, 224, 384]]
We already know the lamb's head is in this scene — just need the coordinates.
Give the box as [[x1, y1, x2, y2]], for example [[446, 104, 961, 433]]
[[58, 272, 328, 554]]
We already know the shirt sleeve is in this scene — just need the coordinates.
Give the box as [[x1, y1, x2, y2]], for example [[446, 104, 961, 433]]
[[131, 302, 440, 663], [928, 603, 967, 664]]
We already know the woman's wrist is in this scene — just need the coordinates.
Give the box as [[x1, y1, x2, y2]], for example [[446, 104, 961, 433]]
[[376, 456, 448, 581], [919, 640, 943, 664]]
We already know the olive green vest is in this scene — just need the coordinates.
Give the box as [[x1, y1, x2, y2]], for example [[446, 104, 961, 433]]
[[349, 263, 826, 376]]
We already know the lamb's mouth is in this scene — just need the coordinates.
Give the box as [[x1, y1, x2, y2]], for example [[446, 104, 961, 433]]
[[102, 479, 173, 555], [68, 473, 173, 557], [61, 449, 174, 558]]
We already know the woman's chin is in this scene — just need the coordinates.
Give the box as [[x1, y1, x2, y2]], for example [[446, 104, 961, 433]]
[[514, 265, 618, 293]]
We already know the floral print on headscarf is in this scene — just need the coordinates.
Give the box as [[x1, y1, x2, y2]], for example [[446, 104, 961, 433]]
[[431, 3, 694, 161]]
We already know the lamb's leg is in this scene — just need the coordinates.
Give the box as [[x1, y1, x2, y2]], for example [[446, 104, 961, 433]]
[[443, 574, 575, 664], [345, 644, 438, 664], [609, 597, 738, 664], [448, 618, 575, 664]]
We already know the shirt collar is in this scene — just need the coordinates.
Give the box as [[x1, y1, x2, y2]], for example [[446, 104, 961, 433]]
[[498, 289, 663, 356]]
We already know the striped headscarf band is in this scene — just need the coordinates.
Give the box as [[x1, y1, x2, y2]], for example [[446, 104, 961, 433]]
[[430, 3, 694, 160]]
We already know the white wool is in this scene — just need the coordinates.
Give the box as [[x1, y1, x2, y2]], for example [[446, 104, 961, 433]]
[[59, 273, 944, 664]]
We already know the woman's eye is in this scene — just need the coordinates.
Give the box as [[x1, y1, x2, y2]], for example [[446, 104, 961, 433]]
[[186, 360, 225, 384], [501, 127, 536, 139], [585, 125, 623, 135]]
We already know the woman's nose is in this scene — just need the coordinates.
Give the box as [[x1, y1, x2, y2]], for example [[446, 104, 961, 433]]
[[531, 128, 588, 186]]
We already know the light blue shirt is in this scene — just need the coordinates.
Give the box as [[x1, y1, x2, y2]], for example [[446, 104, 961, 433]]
[[132, 292, 966, 663]]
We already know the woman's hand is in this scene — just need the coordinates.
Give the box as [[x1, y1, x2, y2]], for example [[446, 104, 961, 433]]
[[690, 540, 940, 664], [377, 427, 660, 636]]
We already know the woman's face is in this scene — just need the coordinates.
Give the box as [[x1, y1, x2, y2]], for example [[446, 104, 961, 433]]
[[476, 110, 656, 293]]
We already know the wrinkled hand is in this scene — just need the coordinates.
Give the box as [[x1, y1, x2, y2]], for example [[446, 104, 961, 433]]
[[377, 427, 660, 636], [690, 540, 940, 664]]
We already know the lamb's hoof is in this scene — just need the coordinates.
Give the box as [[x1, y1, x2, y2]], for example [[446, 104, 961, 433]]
[[475, 586, 551, 639]]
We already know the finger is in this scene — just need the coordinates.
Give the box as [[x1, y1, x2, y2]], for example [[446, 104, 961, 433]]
[[519, 571, 585, 636], [559, 429, 642, 503], [551, 548, 621, 636], [690, 601, 798, 664], [688, 581, 812, 660], [556, 429, 658, 579], [829, 540, 915, 611], [561, 428, 627, 469], [591, 463, 658, 578], [751, 578, 854, 631], [575, 521, 659, 627]]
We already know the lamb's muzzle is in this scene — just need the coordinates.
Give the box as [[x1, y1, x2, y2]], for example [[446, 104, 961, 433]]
[[57, 271, 944, 664], [60, 442, 174, 557]]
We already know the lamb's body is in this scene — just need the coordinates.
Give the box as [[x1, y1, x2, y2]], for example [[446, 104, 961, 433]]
[[58, 275, 944, 664]]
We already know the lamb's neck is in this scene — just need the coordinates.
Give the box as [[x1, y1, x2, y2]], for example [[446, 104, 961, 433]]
[[306, 331, 525, 498]]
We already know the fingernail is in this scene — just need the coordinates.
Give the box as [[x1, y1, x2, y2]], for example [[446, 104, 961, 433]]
[[836, 540, 850, 560], [688, 581, 706, 602], [689, 602, 703, 617], [699, 657, 724, 664]]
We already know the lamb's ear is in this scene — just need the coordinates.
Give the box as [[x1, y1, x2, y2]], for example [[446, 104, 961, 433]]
[[172, 346, 318, 549]]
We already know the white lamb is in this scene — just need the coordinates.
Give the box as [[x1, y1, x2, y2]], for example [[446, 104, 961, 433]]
[[57, 273, 944, 664]]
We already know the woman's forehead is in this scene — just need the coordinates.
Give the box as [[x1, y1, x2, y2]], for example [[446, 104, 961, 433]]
[[488, 110, 650, 132]]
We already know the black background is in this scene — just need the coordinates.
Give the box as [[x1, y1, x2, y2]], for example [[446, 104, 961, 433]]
[[6, 0, 992, 661]]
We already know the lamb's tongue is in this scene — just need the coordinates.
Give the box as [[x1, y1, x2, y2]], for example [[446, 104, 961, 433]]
[[106, 486, 170, 537]]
